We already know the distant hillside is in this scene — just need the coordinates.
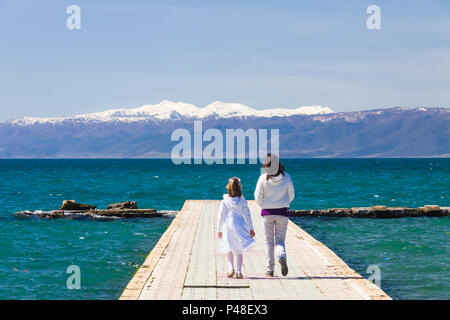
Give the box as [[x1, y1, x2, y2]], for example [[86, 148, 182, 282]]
[[0, 102, 448, 158]]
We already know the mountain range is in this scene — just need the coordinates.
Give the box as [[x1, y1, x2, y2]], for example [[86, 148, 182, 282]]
[[8, 101, 334, 124], [0, 101, 448, 158]]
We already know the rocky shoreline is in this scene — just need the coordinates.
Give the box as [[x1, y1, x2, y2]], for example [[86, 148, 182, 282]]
[[290, 205, 450, 218], [15, 200, 449, 219], [16, 209, 162, 219], [16, 200, 161, 219]]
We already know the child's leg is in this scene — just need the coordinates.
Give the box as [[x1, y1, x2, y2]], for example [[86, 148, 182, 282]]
[[262, 216, 276, 273], [274, 216, 289, 261], [227, 251, 234, 271], [236, 253, 243, 274]]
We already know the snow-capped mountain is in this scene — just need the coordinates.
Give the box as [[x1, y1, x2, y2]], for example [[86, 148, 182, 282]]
[[9, 101, 334, 125], [0, 105, 448, 158]]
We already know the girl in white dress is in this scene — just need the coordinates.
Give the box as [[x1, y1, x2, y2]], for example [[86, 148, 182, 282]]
[[217, 177, 255, 279]]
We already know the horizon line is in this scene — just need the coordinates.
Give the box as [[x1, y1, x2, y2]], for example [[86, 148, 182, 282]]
[[0, 157, 448, 160]]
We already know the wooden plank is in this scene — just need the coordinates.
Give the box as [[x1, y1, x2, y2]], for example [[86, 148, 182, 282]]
[[119, 201, 191, 299], [182, 201, 218, 299], [120, 200, 391, 300], [243, 202, 324, 300], [138, 201, 202, 300]]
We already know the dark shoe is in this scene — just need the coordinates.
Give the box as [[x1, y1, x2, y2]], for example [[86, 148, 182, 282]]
[[227, 270, 235, 278], [279, 258, 288, 276], [236, 272, 243, 279], [265, 271, 274, 277]]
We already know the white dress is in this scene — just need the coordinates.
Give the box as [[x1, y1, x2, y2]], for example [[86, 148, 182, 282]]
[[217, 194, 255, 254]]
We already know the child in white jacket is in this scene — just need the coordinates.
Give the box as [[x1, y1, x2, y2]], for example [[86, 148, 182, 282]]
[[217, 177, 255, 279], [254, 154, 295, 277]]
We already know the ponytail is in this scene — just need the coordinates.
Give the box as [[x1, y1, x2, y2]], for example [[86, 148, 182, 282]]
[[262, 153, 285, 180], [226, 177, 242, 198]]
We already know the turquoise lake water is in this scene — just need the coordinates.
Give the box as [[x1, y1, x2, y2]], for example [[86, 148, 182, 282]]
[[0, 159, 448, 299]]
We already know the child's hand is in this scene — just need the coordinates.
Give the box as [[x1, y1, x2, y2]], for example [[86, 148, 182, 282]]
[[250, 230, 255, 238], [217, 232, 222, 239]]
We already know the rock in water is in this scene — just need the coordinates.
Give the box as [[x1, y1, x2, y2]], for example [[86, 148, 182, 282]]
[[107, 201, 138, 210], [59, 200, 96, 211]]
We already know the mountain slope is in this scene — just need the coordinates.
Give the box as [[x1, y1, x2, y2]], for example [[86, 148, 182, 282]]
[[0, 103, 448, 158]]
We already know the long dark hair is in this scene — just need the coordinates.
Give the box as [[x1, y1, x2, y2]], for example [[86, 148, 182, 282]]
[[262, 153, 285, 181], [226, 177, 242, 198]]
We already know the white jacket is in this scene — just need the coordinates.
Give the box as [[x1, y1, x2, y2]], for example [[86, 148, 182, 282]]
[[254, 172, 295, 209], [217, 194, 254, 232]]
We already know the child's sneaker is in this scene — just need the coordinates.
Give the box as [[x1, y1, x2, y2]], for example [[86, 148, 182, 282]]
[[279, 258, 288, 276]]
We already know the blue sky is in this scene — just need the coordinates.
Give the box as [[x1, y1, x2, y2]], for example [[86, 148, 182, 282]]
[[0, 0, 449, 120]]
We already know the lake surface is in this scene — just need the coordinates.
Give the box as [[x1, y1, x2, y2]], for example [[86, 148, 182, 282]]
[[0, 159, 448, 299]]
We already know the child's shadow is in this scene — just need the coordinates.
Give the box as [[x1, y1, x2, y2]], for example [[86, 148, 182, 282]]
[[245, 275, 365, 280], [245, 275, 284, 280]]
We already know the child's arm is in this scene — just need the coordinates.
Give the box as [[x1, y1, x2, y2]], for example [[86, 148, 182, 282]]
[[254, 175, 264, 207], [241, 200, 254, 231], [217, 200, 226, 234], [287, 173, 295, 203]]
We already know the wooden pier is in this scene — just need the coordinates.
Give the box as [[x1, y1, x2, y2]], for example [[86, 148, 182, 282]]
[[120, 200, 391, 300]]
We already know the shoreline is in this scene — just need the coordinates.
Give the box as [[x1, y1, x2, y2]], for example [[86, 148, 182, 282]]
[[15, 205, 449, 219], [290, 205, 450, 218]]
